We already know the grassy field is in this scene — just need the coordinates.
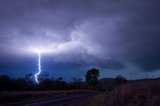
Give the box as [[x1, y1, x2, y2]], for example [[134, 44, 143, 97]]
[[106, 79, 160, 106], [68, 78, 160, 106], [0, 90, 97, 104]]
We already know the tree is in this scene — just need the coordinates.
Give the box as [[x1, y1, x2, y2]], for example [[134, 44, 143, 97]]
[[25, 74, 34, 90], [38, 71, 49, 82], [70, 76, 83, 89], [114, 75, 128, 85], [71, 76, 82, 83], [0, 75, 13, 91], [25, 74, 33, 82], [15, 78, 28, 91], [85, 68, 99, 86]]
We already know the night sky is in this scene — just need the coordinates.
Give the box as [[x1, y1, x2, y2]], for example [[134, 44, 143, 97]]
[[0, 0, 160, 80]]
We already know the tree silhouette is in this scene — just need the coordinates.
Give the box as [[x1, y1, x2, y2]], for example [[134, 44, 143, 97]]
[[85, 68, 99, 86], [70, 76, 83, 89], [0, 75, 12, 91], [38, 71, 49, 82], [114, 75, 128, 85]]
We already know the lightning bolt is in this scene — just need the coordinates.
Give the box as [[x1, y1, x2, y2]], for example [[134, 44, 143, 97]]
[[34, 52, 42, 84]]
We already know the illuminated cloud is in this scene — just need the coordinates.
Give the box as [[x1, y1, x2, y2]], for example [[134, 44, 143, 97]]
[[0, 0, 160, 79]]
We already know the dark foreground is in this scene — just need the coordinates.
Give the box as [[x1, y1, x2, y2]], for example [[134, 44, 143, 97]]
[[0, 93, 98, 106]]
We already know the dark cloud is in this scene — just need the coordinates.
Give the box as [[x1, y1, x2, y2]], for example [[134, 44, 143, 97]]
[[0, 0, 160, 78]]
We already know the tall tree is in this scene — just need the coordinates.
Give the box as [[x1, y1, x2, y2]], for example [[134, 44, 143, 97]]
[[85, 68, 99, 86]]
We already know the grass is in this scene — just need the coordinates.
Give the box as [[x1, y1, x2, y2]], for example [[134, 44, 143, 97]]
[[106, 79, 160, 106], [67, 78, 160, 106]]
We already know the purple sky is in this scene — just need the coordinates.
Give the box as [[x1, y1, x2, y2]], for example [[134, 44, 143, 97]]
[[0, 0, 160, 80]]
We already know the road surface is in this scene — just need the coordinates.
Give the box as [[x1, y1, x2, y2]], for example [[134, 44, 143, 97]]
[[1, 93, 98, 106]]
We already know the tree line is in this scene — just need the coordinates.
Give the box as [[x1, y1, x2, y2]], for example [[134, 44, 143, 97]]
[[0, 68, 128, 91]]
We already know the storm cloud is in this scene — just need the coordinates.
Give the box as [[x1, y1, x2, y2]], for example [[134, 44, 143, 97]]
[[0, 0, 160, 78]]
